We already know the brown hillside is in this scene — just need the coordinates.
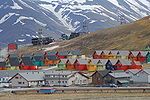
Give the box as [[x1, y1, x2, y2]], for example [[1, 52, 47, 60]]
[[54, 16, 150, 55]]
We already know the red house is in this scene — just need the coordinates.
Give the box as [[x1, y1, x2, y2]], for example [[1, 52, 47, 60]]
[[74, 59, 88, 71], [115, 59, 132, 71], [137, 51, 149, 63], [8, 43, 18, 52], [93, 50, 103, 59], [130, 61, 143, 69]]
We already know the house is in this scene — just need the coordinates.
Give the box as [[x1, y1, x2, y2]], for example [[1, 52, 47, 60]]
[[8, 57, 20, 70], [32, 52, 44, 66], [9, 71, 45, 87], [57, 59, 68, 70], [101, 50, 110, 59], [66, 59, 76, 70], [44, 55, 59, 66], [91, 70, 111, 85], [137, 51, 149, 63], [105, 59, 118, 70], [44, 70, 75, 86], [68, 50, 81, 58], [128, 51, 139, 61], [108, 50, 118, 59], [69, 72, 89, 86], [74, 59, 88, 71], [125, 69, 142, 83], [93, 50, 103, 59], [116, 51, 129, 59], [108, 71, 130, 87], [87, 59, 97, 72], [0, 61, 7, 70], [130, 61, 143, 69], [57, 51, 69, 59], [146, 52, 150, 63], [21, 57, 37, 70], [126, 69, 150, 83], [115, 59, 132, 71]]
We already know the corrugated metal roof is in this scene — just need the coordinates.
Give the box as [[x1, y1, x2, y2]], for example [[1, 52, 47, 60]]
[[140, 51, 149, 56], [118, 59, 131, 65], [117, 51, 129, 56], [126, 69, 141, 75], [102, 50, 110, 55], [76, 59, 88, 64], [131, 51, 139, 56], [19, 72, 44, 81], [21, 57, 34, 66], [68, 58, 76, 64], [109, 72, 130, 78], [99, 59, 108, 65], [9, 57, 20, 66], [47, 55, 58, 60], [110, 50, 119, 55], [95, 50, 103, 55]]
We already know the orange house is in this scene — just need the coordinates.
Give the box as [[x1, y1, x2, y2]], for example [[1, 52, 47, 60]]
[[44, 55, 59, 66], [66, 59, 76, 70]]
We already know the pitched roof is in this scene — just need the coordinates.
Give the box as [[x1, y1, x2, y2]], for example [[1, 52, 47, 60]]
[[109, 59, 118, 65], [76, 59, 88, 64], [47, 51, 57, 55], [69, 50, 81, 55], [117, 51, 129, 56], [19, 72, 44, 81], [97, 70, 111, 77], [110, 50, 119, 55], [140, 51, 149, 56], [9, 57, 20, 66], [33, 55, 44, 61], [58, 51, 69, 56], [0, 61, 6, 67], [44, 70, 76, 75], [47, 55, 58, 60], [102, 50, 110, 55], [118, 59, 131, 65], [90, 59, 101, 65], [59, 59, 68, 64], [133, 61, 142, 65], [130, 51, 139, 56], [94, 50, 103, 55], [99, 59, 108, 65], [67, 59, 77, 64], [143, 69, 150, 75], [109, 72, 130, 78], [21, 57, 34, 66], [126, 69, 142, 75]]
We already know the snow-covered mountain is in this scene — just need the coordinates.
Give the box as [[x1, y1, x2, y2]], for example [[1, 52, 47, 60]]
[[0, 0, 150, 45]]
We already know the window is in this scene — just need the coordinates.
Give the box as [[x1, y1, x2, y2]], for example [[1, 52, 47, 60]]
[[15, 77, 19, 79], [62, 81, 64, 83], [58, 81, 61, 83], [23, 82, 25, 84], [18, 82, 22, 84]]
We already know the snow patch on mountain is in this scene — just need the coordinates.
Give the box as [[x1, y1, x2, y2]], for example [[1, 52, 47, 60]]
[[10, 0, 23, 9], [0, 29, 3, 33]]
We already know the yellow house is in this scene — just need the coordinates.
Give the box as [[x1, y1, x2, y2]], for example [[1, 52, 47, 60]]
[[88, 59, 105, 72], [108, 50, 118, 59]]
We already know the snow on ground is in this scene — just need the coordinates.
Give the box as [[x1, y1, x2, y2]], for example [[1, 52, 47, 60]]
[[0, 29, 3, 32], [42, 66, 58, 70], [0, 13, 15, 24], [44, 45, 59, 51]]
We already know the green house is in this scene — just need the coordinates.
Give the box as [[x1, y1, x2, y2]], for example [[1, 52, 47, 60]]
[[57, 59, 68, 70], [32, 53, 44, 66], [147, 52, 150, 63]]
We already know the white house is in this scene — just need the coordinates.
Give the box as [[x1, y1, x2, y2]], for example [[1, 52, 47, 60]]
[[69, 72, 90, 86], [126, 69, 150, 83], [9, 71, 45, 87]]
